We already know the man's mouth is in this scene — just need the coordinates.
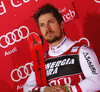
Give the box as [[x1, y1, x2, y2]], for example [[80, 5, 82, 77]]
[[46, 31, 54, 36]]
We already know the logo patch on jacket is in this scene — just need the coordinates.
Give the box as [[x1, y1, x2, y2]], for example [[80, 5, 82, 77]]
[[71, 46, 79, 52], [45, 54, 82, 81]]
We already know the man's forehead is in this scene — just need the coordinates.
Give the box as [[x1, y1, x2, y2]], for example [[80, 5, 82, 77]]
[[38, 13, 55, 23]]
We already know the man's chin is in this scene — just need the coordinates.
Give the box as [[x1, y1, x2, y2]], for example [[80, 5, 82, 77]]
[[46, 37, 59, 43], [46, 38, 54, 43]]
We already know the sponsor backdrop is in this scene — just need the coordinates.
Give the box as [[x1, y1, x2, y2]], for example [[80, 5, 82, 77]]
[[0, 0, 100, 92]]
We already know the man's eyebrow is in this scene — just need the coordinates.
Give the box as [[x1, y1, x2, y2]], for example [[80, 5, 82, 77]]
[[46, 19, 55, 22], [39, 22, 44, 26], [40, 18, 55, 23], [48, 18, 55, 21], [39, 18, 55, 24]]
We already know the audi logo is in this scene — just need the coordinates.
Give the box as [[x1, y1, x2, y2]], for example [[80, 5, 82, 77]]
[[11, 62, 33, 82], [0, 26, 29, 48]]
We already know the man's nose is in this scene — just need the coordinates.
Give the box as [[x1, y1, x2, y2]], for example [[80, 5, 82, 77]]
[[45, 24, 50, 31]]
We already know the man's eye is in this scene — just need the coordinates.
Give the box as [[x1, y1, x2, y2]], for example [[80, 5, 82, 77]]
[[40, 24, 44, 27], [49, 21, 53, 23]]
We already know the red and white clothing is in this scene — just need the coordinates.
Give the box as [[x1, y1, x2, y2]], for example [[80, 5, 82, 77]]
[[23, 36, 100, 92]]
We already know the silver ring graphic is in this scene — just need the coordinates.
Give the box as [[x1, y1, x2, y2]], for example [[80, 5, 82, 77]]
[[11, 62, 33, 82], [0, 26, 29, 48], [79, 37, 90, 46], [75, 37, 90, 46], [94, 0, 100, 3]]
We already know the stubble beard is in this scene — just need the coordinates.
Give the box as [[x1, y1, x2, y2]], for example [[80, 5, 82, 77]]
[[46, 30, 63, 44]]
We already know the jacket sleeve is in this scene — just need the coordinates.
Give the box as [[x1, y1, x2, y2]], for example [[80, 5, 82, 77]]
[[23, 71, 47, 92], [70, 45, 100, 92]]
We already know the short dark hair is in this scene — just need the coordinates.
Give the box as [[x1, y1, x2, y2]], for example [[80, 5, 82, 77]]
[[33, 3, 63, 26]]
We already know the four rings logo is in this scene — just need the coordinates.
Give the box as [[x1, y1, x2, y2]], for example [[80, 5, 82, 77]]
[[11, 62, 33, 82], [0, 26, 29, 48]]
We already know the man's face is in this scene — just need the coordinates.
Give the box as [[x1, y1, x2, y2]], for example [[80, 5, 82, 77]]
[[38, 13, 64, 44]]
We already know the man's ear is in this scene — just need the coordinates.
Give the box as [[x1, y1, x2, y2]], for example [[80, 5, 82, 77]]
[[61, 21, 64, 30]]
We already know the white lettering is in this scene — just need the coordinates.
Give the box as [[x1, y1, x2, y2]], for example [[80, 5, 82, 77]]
[[53, 67, 58, 74], [57, 78, 64, 85], [17, 84, 24, 90], [69, 9, 75, 17], [46, 68, 53, 76], [55, 60, 62, 67], [11, 0, 38, 7], [61, 59, 66, 66], [68, 59, 75, 64], [57, 77, 71, 86], [62, 9, 75, 22], [11, 0, 22, 7], [62, 15, 66, 21], [58, 7, 66, 13], [66, 58, 70, 64], [50, 62, 56, 68], [5, 47, 17, 56], [0, 1, 7, 15], [45, 58, 75, 70], [45, 63, 52, 70], [65, 77, 71, 86], [46, 67, 58, 76], [66, 13, 70, 19], [49, 80, 56, 86], [49, 75, 82, 86]]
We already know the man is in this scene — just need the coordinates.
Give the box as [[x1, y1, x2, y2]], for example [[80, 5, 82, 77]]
[[24, 4, 100, 92]]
